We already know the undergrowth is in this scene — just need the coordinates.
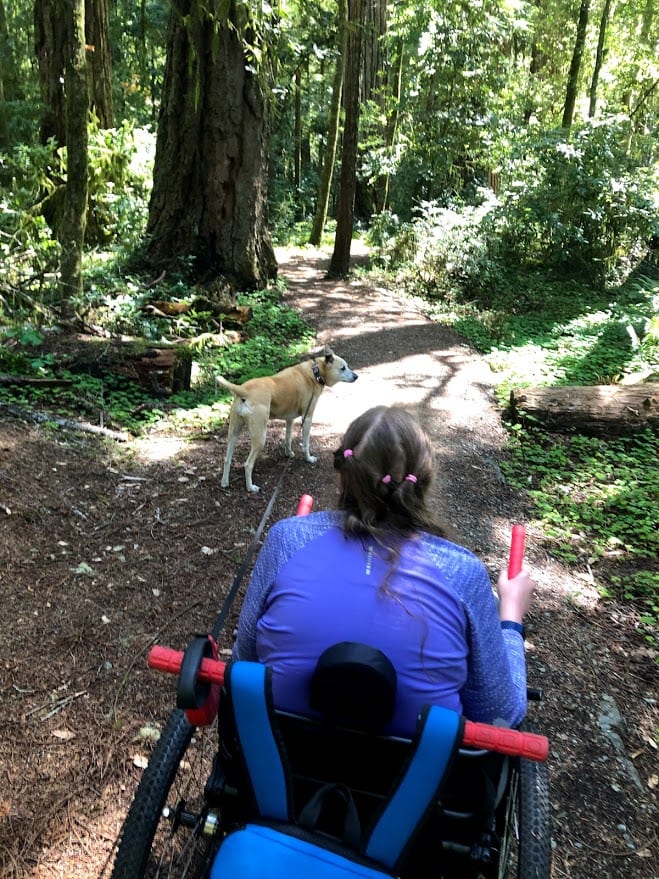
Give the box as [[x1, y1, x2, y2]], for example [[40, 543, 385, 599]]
[[369, 211, 658, 653]]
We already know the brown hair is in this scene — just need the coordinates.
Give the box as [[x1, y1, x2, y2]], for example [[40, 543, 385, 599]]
[[333, 406, 447, 548]]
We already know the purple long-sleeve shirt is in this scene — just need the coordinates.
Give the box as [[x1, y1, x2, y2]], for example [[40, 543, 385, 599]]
[[233, 511, 527, 736]]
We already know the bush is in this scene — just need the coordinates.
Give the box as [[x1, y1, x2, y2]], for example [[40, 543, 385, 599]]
[[487, 119, 659, 286]]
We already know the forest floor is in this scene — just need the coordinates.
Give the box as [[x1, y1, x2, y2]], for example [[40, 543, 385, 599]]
[[0, 245, 657, 879]]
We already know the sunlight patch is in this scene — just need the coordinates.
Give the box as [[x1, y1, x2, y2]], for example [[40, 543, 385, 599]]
[[133, 435, 187, 463]]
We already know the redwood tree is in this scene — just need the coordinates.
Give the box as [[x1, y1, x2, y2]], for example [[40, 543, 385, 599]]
[[58, 0, 88, 309], [146, 0, 277, 290], [35, 0, 113, 145]]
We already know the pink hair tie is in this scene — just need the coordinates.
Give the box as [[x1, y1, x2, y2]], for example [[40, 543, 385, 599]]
[[343, 449, 353, 459], [405, 474, 417, 483], [381, 474, 392, 484]]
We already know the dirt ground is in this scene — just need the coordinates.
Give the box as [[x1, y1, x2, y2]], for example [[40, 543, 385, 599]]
[[0, 246, 657, 879]]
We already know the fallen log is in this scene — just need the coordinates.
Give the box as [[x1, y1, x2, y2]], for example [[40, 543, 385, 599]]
[[508, 383, 659, 435], [142, 299, 253, 325], [0, 403, 130, 441], [0, 374, 73, 388]]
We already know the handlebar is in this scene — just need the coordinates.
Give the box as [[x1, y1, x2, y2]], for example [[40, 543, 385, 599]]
[[508, 524, 526, 578], [147, 645, 548, 762], [296, 494, 314, 516]]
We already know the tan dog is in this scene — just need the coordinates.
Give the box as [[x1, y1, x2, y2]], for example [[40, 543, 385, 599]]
[[217, 345, 358, 492]]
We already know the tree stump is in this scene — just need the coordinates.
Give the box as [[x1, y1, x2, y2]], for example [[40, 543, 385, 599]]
[[508, 383, 659, 434], [112, 344, 192, 395]]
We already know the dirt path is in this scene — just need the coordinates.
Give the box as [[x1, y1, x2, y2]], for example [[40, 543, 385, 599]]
[[279, 245, 659, 879], [0, 247, 656, 879]]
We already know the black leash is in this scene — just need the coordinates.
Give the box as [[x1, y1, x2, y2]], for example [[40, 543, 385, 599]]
[[211, 388, 317, 641], [211, 461, 290, 640]]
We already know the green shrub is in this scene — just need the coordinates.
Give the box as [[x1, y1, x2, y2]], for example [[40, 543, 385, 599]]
[[487, 120, 659, 286]]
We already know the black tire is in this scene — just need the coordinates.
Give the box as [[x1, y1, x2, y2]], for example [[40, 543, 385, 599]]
[[111, 708, 219, 879], [498, 723, 552, 879]]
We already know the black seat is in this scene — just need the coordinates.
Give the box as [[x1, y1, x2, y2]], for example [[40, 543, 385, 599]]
[[310, 641, 397, 730]]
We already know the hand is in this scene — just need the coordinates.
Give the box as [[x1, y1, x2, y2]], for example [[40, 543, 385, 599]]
[[497, 569, 535, 623]]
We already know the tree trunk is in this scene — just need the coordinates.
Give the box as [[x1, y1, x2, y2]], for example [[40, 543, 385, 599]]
[[377, 35, 403, 213], [35, 0, 112, 145], [561, 0, 591, 129], [35, 0, 67, 146], [85, 0, 113, 127], [0, 0, 23, 102], [328, 0, 363, 279], [146, 0, 277, 291], [508, 384, 659, 434], [0, 0, 17, 148], [294, 65, 302, 197], [309, 0, 347, 247], [588, 0, 612, 118], [58, 0, 88, 309]]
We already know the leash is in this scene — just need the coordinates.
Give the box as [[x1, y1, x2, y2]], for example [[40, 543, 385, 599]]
[[211, 462, 289, 640], [211, 387, 318, 641]]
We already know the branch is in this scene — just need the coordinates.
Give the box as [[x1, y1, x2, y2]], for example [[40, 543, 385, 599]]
[[0, 375, 73, 388], [0, 403, 130, 442]]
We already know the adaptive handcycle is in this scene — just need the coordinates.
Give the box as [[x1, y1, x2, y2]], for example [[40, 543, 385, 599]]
[[109, 506, 551, 879]]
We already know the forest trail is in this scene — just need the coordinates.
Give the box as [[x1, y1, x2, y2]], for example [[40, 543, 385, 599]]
[[0, 247, 655, 879], [276, 244, 659, 879]]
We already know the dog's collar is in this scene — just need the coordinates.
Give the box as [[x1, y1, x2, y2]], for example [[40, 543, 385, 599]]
[[311, 360, 325, 386]]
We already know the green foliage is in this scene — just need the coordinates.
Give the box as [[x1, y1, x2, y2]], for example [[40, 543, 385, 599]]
[[109, 0, 169, 125], [375, 203, 658, 652], [0, 124, 154, 312], [487, 121, 659, 286], [84, 122, 153, 245], [501, 426, 659, 650], [213, 285, 316, 382], [0, 277, 315, 437]]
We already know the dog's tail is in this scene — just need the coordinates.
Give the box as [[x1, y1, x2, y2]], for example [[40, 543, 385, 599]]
[[216, 375, 245, 397]]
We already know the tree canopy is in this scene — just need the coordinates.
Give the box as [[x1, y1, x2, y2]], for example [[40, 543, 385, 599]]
[[0, 0, 656, 296]]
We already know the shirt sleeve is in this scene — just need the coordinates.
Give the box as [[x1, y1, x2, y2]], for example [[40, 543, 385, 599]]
[[232, 523, 283, 661], [458, 555, 528, 727]]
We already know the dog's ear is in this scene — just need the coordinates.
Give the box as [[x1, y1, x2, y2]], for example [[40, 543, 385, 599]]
[[323, 344, 334, 363]]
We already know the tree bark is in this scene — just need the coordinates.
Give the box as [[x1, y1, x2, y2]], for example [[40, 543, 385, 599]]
[[35, 0, 67, 146], [561, 0, 591, 129], [35, 0, 112, 145], [58, 0, 89, 309], [85, 0, 113, 127], [509, 384, 659, 434], [146, 0, 277, 291], [309, 0, 347, 247], [328, 0, 363, 279]]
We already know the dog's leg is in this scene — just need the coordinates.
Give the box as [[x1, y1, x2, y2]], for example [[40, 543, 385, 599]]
[[243, 410, 269, 493], [221, 409, 244, 488], [284, 418, 295, 458], [300, 409, 318, 464]]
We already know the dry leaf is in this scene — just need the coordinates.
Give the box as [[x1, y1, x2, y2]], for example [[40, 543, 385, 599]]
[[52, 729, 75, 741]]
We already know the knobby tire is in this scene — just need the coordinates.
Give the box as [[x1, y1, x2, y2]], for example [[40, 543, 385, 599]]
[[111, 708, 216, 879]]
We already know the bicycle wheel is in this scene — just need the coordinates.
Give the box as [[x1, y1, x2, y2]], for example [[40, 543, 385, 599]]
[[497, 723, 552, 879], [111, 708, 219, 879]]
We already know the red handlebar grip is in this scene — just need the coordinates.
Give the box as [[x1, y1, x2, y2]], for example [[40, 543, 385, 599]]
[[463, 720, 548, 761], [508, 524, 526, 578], [148, 647, 549, 761], [148, 646, 226, 686], [296, 494, 314, 516]]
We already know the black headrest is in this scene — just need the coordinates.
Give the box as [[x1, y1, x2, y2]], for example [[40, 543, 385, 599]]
[[310, 642, 397, 730]]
